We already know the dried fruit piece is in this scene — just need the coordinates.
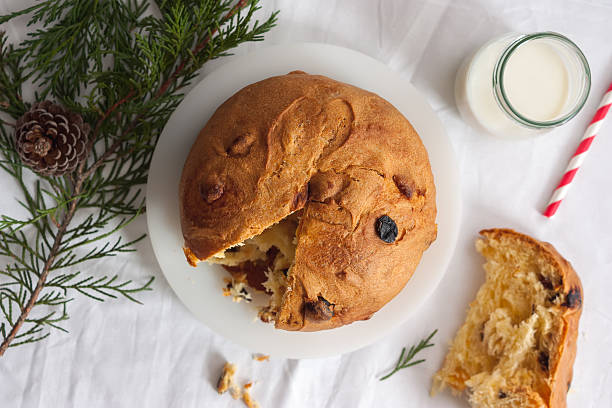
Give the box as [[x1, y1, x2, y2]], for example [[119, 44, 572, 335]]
[[538, 351, 549, 372], [538, 274, 554, 290], [392, 175, 414, 199], [305, 296, 334, 321], [375, 215, 398, 243], [563, 287, 581, 309], [223, 247, 279, 291], [201, 182, 224, 203], [228, 132, 256, 157]]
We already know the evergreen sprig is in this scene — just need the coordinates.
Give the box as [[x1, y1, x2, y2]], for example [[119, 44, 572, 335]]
[[0, 0, 278, 355], [379, 329, 438, 381]]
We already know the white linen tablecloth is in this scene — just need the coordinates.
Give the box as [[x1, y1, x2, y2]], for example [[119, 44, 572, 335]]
[[1, 1, 612, 407]]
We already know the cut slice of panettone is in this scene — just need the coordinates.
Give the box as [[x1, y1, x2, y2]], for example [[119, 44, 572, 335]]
[[432, 229, 582, 408]]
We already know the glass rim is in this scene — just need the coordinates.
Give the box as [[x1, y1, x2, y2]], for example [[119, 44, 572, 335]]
[[493, 31, 591, 129]]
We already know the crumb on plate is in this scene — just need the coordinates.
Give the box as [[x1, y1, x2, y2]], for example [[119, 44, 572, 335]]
[[222, 278, 252, 303]]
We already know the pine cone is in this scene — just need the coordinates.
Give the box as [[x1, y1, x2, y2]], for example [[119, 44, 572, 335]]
[[15, 101, 90, 176]]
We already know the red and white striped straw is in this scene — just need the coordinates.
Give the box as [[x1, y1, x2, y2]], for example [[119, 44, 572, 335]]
[[543, 82, 612, 218]]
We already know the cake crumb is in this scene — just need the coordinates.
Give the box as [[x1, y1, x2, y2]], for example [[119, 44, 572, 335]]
[[216, 362, 237, 394], [258, 306, 275, 323], [253, 354, 269, 362], [216, 362, 262, 407], [222, 278, 252, 303], [229, 383, 241, 400], [242, 388, 261, 408]]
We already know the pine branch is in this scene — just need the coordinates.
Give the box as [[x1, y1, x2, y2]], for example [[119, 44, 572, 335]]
[[0, 0, 278, 355], [154, 0, 248, 97], [0, 183, 79, 355], [0, 3, 48, 25]]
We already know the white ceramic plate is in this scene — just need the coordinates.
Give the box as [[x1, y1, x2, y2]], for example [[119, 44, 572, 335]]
[[146, 43, 461, 359]]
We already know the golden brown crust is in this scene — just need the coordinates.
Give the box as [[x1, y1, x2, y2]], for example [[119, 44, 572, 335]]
[[479, 228, 582, 408], [179, 72, 437, 331], [182, 247, 199, 267]]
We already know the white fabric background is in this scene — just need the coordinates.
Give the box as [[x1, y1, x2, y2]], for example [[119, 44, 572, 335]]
[[1, 0, 612, 407]]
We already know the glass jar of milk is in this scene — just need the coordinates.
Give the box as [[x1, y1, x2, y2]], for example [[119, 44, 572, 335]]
[[456, 32, 590, 138]]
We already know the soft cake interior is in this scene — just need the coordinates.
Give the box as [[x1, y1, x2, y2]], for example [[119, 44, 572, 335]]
[[208, 212, 300, 322], [433, 235, 566, 407]]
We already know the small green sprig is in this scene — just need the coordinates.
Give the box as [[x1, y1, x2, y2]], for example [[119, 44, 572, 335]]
[[380, 329, 438, 381]]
